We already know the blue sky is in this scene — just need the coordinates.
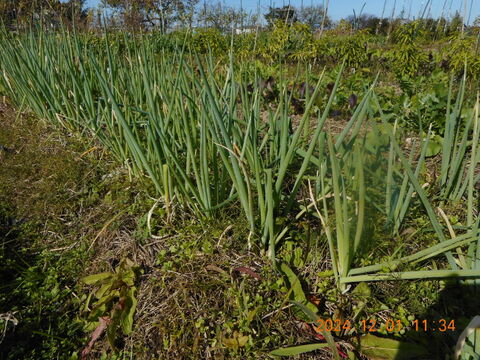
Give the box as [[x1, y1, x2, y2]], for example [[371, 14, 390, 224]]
[[84, 0, 479, 23]]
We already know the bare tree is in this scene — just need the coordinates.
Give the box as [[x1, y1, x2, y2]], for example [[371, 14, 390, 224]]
[[197, 1, 247, 32], [101, 0, 198, 32], [297, 5, 332, 30], [264, 5, 297, 26]]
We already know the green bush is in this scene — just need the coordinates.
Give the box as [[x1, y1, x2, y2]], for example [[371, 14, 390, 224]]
[[332, 32, 371, 68], [387, 21, 429, 77], [442, 36, 480, 78], [258, 21, 316, 62], [192, 28, 227, 56]]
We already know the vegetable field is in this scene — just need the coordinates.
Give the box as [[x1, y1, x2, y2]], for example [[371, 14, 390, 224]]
[[1, 6, 480, 360]]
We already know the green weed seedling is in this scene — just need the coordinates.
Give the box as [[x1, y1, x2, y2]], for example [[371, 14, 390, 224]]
[[81, 259, 140, 351]]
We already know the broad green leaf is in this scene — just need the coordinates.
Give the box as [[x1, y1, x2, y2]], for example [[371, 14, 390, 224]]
[[121, 269, 136, 287], [82, 272, 113, 285], [107, 315, 120, 351], [357, 333, 427, 359], [120, 287, 138, 335], [425, 135, 443, 157], [93, 292, 118, 309], [280, 263, 317, 314], [222, 332, 249, 349], [82, 292, 93, 312], [352, 282, 371, 297], [270, 343, 330, 356], [351, 282, 371, 315], [95, 283, 113, 300]]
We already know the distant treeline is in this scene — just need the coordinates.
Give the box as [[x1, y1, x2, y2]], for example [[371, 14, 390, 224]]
[[1, 0, 479, 37], [1, 1, 480, 78]]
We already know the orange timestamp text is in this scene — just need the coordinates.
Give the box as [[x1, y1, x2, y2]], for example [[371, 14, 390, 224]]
[[313, 318, 404, 333], [312, 318, 456, 333], [412, 319, 456, 332]]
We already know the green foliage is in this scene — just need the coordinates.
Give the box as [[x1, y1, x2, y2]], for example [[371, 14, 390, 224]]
[[387, 21, 429, 77], [395, 71, 450, 132], [456, 317, 480, 360], [0, 222, 85, 359], [442, 36, 480, 78], [270, 343, 330, 356], [272, 301, 340, 359], [391, 21, 425, 46], [233, 32, 258, 61], [147, 30, 190, 53], [191, 28, 227, 55], [81, 259, 140, 350], [0, 0, 90, 29], [259, 20, 316, 62], [354, 333, 427, 359], [318, 31, 371, 68], [279, 263, 318, 315]]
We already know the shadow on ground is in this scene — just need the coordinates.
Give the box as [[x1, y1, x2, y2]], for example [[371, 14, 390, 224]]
[[395, 281, 480, 359]]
